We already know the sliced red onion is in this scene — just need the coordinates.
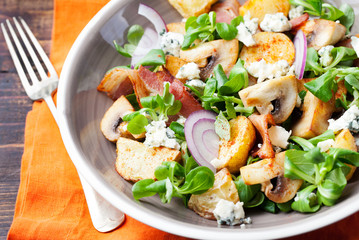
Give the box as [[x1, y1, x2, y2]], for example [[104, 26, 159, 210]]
[[138, 3, 168, 35], [293, 30, 307, 80], [202, 129, 220, 157], [184, 110, 217, 173], [131, 27, 159, 67], [193, 119, 217, 161], [131, 4, 168, 67]]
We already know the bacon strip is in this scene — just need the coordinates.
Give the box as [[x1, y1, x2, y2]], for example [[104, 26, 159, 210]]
[[248, 114, 275, 159], [211, 0, 240, 24], [129, 66, 203, 117], [290, 13, 309, 30]]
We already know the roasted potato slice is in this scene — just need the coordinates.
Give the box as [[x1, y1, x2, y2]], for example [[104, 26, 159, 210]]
[[216, 116, 256, 173], [239, 32, 295, 65], [165, 55, 188, 83], [297, 19, 346, 50], [188, 168, 239, 220], [333, 129, 358, 180], [239, 0, 290, 23], [115, 137, 181, 182], [168, 0, 219, 18], [167, 22, 186, 34]]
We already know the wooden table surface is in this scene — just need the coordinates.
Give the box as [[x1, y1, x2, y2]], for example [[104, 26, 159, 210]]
[[0, 0, 53, 238]]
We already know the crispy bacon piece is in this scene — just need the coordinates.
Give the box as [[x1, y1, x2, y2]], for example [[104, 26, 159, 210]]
[[248, 113, 275, 159], [290, 13, 309, 30], [97, 67, 133, 100], [129, 66, 203, 117], [211, 0, 240, 24]]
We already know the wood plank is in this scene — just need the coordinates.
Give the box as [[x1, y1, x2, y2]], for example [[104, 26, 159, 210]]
[[0, 0, 53, 238]]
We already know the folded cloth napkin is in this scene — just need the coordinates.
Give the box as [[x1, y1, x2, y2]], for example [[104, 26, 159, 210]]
[[6, 0, 359, 239]]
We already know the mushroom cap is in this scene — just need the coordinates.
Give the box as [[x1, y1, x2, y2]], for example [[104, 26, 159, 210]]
[[239, 75, 298, 124], [262, 176, 303, 203], [100, 96, 135, 142], [179, 39, 239, 80]]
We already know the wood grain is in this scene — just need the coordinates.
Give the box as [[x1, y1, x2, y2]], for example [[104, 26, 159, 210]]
[[0, 0, 53, 238]]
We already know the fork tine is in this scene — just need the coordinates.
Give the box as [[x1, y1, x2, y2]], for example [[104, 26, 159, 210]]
[[5, 19, 39, 85], [13, 17, 48, 81], [19, 17, 58, 79], [1, 22, 32, 91]]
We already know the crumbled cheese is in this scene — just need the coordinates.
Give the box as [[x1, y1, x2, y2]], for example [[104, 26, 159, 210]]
[[144, 120, 180, 150], [260, 13, 292, 32], [328, 105, 359, 133], [186, 79, 206, 92], [246, 59, 294, 82], [213, 199, 245, 226], [296, 95, 302, 108], [317, 139, 335, 152], [268, 126, 291, 149], [176, 115, 186, 125], [289, 5, 304, 20], [351, 36, 359, 58], [318, 45, 334, 67], [176, 62, 201, 80], [160, 32, 184, 57], [236, 13, 258, 47], [210, 158, 226, 169]]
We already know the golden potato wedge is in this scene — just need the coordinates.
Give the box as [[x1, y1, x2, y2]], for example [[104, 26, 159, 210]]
[[167, 22, 186, 34], [188, 168, 239, 220], [216, 116, 256, 174], [297, 19, 346, 50], [168, 0, 219, 18], [115, 137, 181, 182], [239, 0, 290, 23], [333, 129, 357, 180], [239, 32, 295, 65], [165, 55, 188, 83], [292, 91, 336, 138], [240, 152, 285, 185]]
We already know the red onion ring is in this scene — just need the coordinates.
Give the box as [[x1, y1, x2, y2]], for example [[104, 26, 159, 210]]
[[184, 110, 218, 173], [293, 30, 307, 80]]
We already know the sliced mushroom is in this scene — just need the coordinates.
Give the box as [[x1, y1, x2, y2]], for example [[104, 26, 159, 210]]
[[179, 39, 239, 80], [239, 75, 298, 124], [261, 176, 303, 203], [100, 96, 135, 142], [240, 152, 285, 185], [97, 67, 134, 100], [297, 19, 346, 51], [292, 91, 335, 139]]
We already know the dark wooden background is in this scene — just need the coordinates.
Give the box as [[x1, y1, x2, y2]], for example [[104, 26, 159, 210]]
[[0, 0, 53, 238]]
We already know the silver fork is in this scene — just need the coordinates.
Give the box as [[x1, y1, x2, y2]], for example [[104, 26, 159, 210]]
[[1, 17, 124, 232]]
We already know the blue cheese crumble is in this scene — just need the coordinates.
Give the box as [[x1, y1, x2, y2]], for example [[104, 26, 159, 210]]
[[213, 199, 246, 226], [236, 13, 259, 47], [144, 120, 180, 150], [176, 62, 201, 80], [260, 13, 292, 32], [317, 139, 335, 152], [246, 59, 295, 82], [328, 105, 359, 133], [289, 5, 304, 20], [318, 45, 334, 67], [160, 32, 184, 57]]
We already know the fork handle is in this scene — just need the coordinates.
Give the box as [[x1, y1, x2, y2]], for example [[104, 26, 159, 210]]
[[43, 94, 125, 232]]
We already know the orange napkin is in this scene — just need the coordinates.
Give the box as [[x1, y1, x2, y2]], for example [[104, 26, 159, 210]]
[[6, 0, 359, 239]]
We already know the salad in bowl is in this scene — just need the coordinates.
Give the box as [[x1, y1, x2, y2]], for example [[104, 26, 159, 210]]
[[97, 0, 359, 227]]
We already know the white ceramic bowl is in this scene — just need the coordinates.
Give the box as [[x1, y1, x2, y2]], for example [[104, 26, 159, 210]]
[[57, 0, 359, 239]]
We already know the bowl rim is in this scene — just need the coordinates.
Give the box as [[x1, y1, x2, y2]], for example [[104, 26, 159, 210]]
[[57, 0, 359, 239]]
